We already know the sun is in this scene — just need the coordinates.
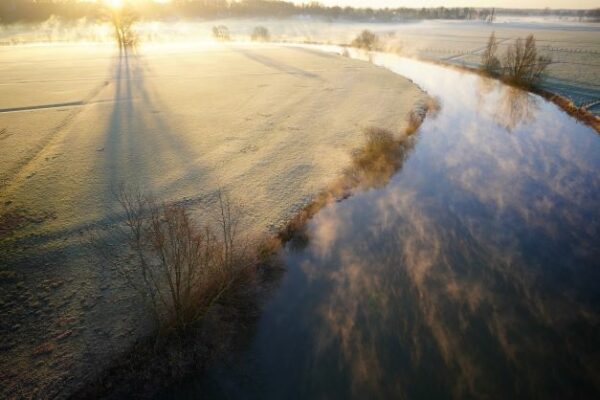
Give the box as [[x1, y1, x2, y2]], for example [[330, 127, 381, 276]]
[[105, 0, 124, 9]]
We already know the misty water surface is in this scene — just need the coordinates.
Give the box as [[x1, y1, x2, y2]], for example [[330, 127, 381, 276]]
[[163, 51, 600, 399]]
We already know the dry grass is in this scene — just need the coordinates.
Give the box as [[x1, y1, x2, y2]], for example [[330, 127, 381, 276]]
[[0, 207, 55, 242], [278, 106, 429, 244], [347, 127, 408, 187]]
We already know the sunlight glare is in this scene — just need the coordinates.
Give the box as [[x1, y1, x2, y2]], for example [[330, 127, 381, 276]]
[[105, 0, 124, 9]]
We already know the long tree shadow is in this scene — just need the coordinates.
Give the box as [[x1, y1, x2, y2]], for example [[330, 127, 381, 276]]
[[103, 48, 211, 212], [234, 46, 324, 81]]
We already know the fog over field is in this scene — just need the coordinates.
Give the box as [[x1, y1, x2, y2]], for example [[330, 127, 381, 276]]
[[1, 3, 600, 399], [2, 16, 599, 112]]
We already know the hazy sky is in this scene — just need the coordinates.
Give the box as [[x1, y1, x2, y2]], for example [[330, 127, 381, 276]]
[[293, 1, 598, 9]]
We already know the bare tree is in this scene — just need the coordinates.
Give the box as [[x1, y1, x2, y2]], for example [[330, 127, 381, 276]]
[[89, 187, 248, 333], [503, 34, 551, 86], [488, 8, 495, 23], [109, 6, 138, 48], [481, 31, 501, 75]]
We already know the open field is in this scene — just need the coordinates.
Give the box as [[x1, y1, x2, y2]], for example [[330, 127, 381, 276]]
[[0, 42, 427, 398], [380, 20, 600, 113], [2, 18, 598, 113], [1, 15, 598, 399]]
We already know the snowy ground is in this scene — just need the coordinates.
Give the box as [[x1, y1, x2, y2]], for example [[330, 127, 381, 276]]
[[3, 18, 598, 111], [0, 42, 426, 398]]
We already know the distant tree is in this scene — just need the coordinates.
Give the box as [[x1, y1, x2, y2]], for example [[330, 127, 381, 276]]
[[481, 31, 501, 75], [502, 35, 551, 86], [251, 26, 270, 42], [488, 8, 495, 23], [110, 6, 138, 49], [351, 30, 379, 50], [212, 25, 230, 41]]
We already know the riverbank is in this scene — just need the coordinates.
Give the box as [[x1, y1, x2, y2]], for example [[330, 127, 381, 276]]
[[0, 42, 428, 399], [159, 46, 600, 400], [421, 57, 600, 134], [68, 106, 432, 399]]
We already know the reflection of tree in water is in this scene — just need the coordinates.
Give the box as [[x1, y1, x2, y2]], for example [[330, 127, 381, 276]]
[[494, 86, 539, 132], [475, 77, 539, 132]]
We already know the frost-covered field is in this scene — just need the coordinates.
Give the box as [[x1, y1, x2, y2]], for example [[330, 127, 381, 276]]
[[0, 16, 598, 397], [2, 17, 598, 112], [0, 41, 426, 398], [383, 20, 600, 112]]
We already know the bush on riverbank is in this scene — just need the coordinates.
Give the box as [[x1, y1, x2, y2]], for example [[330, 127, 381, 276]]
[[503, 34, 551, 86], [481, 32, 551, 87], [351, 30, 379, 50]]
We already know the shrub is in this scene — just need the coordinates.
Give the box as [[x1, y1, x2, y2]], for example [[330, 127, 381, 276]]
[[90, 187, 248, 333], [481, 31, 501, 75], [502, 34, 551, 86], [348, 127, 411, 188], [251, 26, 271, 42], [351, 30, 379, 51], [212, 25, 230, 41]]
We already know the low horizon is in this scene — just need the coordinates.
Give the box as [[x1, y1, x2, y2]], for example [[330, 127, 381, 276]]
[[71, 0, 600, 11], [2, 3, 599, 400], [292, 0, 599, 10]]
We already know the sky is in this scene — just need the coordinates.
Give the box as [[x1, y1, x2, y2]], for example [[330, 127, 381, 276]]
[[292, 1, 599, 9]]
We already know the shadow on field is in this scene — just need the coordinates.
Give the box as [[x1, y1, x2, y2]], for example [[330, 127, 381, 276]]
[[103, 48, 210, 209], [235, 47, 323, 80]]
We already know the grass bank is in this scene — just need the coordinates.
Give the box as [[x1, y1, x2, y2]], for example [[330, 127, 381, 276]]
[[423, 58, 600, 134], [69, 104, 433, 399]]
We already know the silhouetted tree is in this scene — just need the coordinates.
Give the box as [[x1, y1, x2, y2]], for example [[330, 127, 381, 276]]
[[110, 6, 138, 49]]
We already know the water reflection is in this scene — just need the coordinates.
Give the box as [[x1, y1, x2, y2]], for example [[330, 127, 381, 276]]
[[168, 53, 600, 399]]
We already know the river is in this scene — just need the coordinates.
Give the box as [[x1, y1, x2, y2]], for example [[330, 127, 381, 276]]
[[162, 48, 600, 399]]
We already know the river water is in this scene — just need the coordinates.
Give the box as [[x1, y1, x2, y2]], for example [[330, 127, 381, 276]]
[[165, 49, 600, 399]]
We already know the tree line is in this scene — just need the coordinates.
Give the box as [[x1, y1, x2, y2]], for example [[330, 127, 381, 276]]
[[3, 0, 597, 24]]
